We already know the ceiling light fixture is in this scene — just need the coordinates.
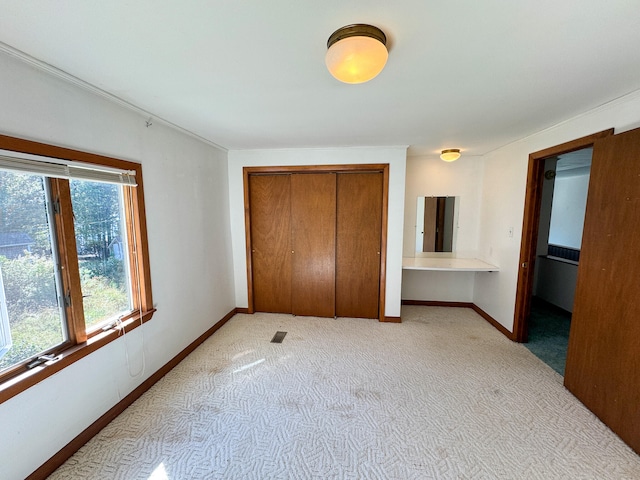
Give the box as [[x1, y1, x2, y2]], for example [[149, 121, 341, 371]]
[[325, 24, 388, 84], [440, 149, 461, 162]]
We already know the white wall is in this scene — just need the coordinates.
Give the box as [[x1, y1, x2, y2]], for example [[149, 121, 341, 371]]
[[401, 269, 477, 302], [475, 89, 640, 332], [532, 157, 557, 295], [536, 158, 559, 256], [549, 170, 590, 248], [0, 51, 235, 479], [401, 154, 484, 302], [533, 162, 586, 310], [228, 147, 407, 318], [535, 258, 578, 312]]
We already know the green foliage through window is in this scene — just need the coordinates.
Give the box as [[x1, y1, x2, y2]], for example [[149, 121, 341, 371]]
[[0, 172, 131, 372], [70, 179, 131, 328]]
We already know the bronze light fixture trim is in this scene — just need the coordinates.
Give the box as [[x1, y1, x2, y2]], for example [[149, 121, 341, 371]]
[[326, 24, 387, 49]]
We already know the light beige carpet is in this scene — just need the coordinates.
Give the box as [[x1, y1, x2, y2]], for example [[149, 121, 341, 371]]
[[49, 306, 640, 479]]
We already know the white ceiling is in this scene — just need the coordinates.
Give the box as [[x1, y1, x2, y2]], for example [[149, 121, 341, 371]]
[[1, 1, 640, 156], [557, 148, 592, 172]]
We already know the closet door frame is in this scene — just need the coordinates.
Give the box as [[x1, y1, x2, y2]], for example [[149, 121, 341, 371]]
[[243, 164, 390, 322]]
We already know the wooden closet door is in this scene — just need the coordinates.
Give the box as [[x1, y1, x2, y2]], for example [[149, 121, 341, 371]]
[[249, 175, 292, 313], [291, 173, 336, 317], [336, 172, 383, 319], [564, 127, 640, 453]]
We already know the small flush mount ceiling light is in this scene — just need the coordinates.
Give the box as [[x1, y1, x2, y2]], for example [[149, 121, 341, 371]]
[[325, 24, 388, 84], [440, 149, 461, 162]]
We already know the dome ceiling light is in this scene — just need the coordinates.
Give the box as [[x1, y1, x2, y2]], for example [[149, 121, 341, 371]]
[[325, 24, 388, 84], [440, 149, 461, 162]]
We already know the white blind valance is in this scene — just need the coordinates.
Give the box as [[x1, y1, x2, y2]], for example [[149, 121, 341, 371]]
[[0, 151, 137, 186]]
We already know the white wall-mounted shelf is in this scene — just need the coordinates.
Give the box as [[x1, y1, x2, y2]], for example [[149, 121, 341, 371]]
[[402, 257, 499, 272]]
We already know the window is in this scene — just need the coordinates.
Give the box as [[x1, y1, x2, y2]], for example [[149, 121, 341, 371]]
[[0, 171, 66, 371], [70, 178, 133, 329], [0, 135, 154, 401]]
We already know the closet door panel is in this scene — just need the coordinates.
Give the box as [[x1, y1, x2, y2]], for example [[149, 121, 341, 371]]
[[336, 172, 382, 318], [291, 173, 336, 317], [249, 175, 292, 313]]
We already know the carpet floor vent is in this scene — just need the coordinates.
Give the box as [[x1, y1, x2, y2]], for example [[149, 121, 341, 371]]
[[271, 331, 287, 343]]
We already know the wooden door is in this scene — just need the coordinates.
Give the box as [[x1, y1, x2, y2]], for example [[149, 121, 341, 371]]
[[336, 172, 383, 318], [249, 175, 292, 313], [435, 196, 447, 252], [564, 127, 640, 453], [291, 173, 336, 317], [422, 197, 437, 252]]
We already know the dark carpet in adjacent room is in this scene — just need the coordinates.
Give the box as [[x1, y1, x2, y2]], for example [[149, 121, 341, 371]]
[[525, 296, 571, 376]]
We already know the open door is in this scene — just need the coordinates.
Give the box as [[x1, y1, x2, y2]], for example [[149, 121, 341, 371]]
[[564, 127, 640, 454], [513, 129, 613, 342]]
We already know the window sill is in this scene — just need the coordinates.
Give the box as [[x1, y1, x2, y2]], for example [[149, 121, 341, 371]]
[[0, 308, 156, 404], [539, 254, 579, 266]]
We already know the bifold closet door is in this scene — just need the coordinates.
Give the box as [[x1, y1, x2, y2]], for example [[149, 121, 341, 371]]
[[336, 172, 383, 319], [291, 173, 336, 317], [249, 174, 292, 313]]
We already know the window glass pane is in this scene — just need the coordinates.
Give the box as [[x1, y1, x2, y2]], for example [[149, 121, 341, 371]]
[[0, 171, 66, 371], [70, 180, 132, 329]]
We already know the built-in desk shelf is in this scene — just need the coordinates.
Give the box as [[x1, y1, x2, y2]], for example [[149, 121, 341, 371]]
[[402, 257, 499, 272]]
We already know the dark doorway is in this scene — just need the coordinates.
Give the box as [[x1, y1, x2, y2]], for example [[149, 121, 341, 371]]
[[512, 129, 612, 343], [524, 148, 592, 374]]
